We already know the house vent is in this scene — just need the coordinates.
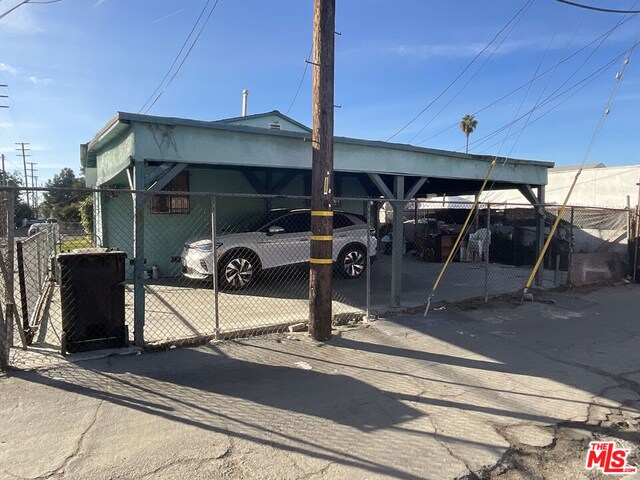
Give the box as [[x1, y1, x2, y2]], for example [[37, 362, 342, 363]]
[[269, 122, 281, 130]]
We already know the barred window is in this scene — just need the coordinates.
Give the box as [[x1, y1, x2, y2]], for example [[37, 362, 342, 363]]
[[151, 172, 190, 214]]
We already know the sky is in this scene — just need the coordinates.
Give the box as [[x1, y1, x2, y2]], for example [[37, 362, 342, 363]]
[[1, 0, 640, 185]]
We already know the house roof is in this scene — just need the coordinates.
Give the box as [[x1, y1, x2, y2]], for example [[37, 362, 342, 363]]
[[216, 110, 312, 132], [551, 163, 605, 171], [86, 111, 553, 168]]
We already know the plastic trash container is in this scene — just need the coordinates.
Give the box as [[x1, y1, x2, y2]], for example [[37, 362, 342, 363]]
[[57, 251, 128, 354]]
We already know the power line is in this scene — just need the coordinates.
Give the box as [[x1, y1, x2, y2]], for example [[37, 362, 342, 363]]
[[385, 0, 533, 142], [522, 49, 635, 296], [555, 0, 640, 14], [285, 44, 313, 116], [465, 30, 635, 154], [481, 5, 583, 172], [0, 0, 61, 21], [140, 0, 222, 114], [407, 1, 532, 144], [416, 12, 636, 146], [138, 0, 214, 113], [466, 50, 628, 153]]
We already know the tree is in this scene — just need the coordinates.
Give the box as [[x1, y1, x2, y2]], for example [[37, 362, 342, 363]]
[[79, 196, 93, 235], [42, 168, 89, 221], [1, 170, 33, 226], [460, 114, 478, 154]]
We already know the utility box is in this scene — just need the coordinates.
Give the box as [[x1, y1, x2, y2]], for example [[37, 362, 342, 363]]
[[57, 251, 128, 354]]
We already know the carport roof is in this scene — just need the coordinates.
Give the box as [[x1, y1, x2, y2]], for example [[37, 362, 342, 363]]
[[83, 111, 553, 190]]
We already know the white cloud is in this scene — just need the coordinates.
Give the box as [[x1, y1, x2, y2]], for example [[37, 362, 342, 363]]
[[382, 32, 614, 61], [0, 122, 14, 128], [0, 62, 17, 75], [151, 9, 184, 26], [388, 42, 487, 59], [28, 76, 52, 85], [94, 0, 109, 6]]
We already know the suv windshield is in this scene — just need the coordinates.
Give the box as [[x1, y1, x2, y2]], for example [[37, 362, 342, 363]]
[[230, 210, 291, 233]]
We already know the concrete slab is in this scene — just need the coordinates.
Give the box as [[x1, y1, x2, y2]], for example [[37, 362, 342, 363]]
[[2, 285, 638, 479]]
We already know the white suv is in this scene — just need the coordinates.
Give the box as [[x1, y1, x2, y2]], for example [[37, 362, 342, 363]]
[[181, 209, 376, 289]]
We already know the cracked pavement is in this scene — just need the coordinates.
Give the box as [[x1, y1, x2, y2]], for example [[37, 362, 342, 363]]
[[1, 284, 639, 479]]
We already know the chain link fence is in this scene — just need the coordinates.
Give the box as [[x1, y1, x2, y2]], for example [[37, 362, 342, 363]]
[[0, 186, 637, 370]]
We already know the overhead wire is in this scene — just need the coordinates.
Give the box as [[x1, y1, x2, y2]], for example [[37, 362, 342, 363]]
[[422, 5, 616, 315], [385, 0, 533, 142], [140, 0, 222, 114], [138, 0, 213, 113], [464, 10, 637, 155], [555, 0, 640, 14], [406, 1, 533, 144], [469, 50, 628, 154], [285, 44, 313, 116], [522, 46, 635, 296], [415, 12, 636, 146], [0, 0, 61, 21]]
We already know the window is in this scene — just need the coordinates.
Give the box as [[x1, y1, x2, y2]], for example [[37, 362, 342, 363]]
[[333, 214, 355, 229], [151, 172, 190, 214], [277, 213, 311, 233]]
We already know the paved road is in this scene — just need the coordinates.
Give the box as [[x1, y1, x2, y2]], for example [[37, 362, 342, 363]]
[[1, 284, 639, 479]]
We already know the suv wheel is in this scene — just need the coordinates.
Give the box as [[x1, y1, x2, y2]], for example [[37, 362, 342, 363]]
[[219, 252, 259, 289], [337, 245, 366, 279]]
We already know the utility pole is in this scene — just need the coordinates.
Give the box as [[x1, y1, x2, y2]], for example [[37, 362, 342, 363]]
[[1, 153, 5, 185], [0, 84, 7, 109], [308, 0, 335, 341], [26, 162, 37, 211], [15, 143, 30, 208]]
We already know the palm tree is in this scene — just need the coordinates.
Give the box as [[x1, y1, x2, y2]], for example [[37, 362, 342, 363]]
[[460, 114, 478, 154]]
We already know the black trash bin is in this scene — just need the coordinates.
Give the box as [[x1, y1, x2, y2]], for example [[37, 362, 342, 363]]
[[57, 251, 128, 354]]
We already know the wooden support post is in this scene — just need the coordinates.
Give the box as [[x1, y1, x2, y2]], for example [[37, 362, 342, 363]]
[[308, 0, 335, 342], [132, 159, 146, 347]]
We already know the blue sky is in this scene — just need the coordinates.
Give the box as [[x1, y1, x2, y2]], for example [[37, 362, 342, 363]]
[[1, 0, 640, 185]]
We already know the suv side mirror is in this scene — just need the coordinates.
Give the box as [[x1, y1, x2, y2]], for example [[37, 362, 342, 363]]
[[267, 225, 285, 236]]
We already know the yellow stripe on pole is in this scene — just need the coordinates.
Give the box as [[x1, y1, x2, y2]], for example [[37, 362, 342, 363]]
[[311, 235, 333, 241], [310, 258, 333, 265], [311, 210, 333, 217]]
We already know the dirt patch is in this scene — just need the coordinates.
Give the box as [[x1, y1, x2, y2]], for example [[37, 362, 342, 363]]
[[459, 420, 639, 480]]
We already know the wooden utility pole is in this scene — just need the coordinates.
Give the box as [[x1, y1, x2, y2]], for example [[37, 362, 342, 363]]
[[26, 162, 37, 211], [15, 143, 30, 207], [308, 0, 335, 341]]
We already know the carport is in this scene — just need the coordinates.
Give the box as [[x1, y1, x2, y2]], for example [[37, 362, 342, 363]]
[[82, 110, 553, 345]]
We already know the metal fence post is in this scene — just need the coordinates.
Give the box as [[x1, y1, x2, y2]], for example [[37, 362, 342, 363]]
[[365, 200, 371, 320], [133, 162, 146, 347], [484, 204, 490, 303], [0, 192, 8, 369], [36, 233, 42, 289], [211, 196, 220, 339], [568, 206, 575, 286]]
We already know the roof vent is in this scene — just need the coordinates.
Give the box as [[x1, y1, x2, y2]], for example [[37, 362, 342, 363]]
[[269, 122, 281, 130]]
